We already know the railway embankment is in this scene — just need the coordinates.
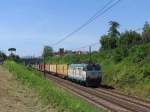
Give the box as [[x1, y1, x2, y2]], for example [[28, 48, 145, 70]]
[[4, 61, 104, 112]]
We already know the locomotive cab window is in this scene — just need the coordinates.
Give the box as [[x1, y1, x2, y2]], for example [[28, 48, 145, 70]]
[[87, 65, 93, 71]]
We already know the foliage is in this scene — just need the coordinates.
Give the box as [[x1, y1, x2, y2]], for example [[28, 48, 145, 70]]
[[119, 31, 142, 48], [42, 46, 53, 57], [113, 47, 128, 62], [142, 22, 150, 42], [46, 54, 91, 64], [109, 36, 119, 49], [8, 54, 21, 62], [108, 21, 120, 37], [101, 44, 150, 100], [100, 35, 118, 49], [129, 44, 149, 63], [8, 48, 16, 51], [100, 21, 120, 50], [0, 51, 7, 60], [100, 35, 110, 49], [4, 61, 103, 112]]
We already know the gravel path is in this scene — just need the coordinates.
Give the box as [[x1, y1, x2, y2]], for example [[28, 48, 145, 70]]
[[0, 66, 57, 112]]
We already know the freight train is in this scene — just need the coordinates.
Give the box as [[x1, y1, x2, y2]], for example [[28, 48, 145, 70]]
[[33, 63, 102, 87]]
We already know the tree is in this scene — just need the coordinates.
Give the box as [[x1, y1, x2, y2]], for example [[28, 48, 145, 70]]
[[100, 35, 110, 49], [142, 22, 150, 42], [0, 51, 7, 60], [120, 30, 142, 48], [107, 21, 120, 49], [100, 34, 119, 49], [109, 37, 118, 49], [42, 46, 53, 57], [100, 21, 120, 50], [8, 48, 16, 55], [108, 21, 120, 38]]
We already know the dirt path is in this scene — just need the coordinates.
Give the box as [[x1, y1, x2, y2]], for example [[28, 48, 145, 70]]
[[0, 66, 57, 112]]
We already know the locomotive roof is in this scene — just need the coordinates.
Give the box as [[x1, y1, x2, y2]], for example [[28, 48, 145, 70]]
[[69, 63, 99, 67], [69, 64, 88, 67]]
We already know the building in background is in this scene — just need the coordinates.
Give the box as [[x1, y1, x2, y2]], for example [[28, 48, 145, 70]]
[[59, 48, 64, 56]]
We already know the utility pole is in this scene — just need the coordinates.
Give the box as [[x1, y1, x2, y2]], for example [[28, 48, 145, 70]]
[[43, 55, 46, 78], [89, 46, 91, 64]]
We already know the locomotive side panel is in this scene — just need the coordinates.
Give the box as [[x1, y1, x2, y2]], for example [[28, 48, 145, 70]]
[[68, 64, 87, 81]]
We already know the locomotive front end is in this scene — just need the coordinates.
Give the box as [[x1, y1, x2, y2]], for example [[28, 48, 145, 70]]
[[85, 64, 102, 87]]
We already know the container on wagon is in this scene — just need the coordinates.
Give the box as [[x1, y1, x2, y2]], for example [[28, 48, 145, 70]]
[[56, 64, 68, 78], [49, 64, 57, 73]]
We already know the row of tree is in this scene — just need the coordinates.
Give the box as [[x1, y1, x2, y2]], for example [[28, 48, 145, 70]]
[[100, 21, 150, 50]]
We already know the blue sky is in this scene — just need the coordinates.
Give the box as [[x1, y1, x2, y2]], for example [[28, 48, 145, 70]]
[[0, 0, 150, 56]]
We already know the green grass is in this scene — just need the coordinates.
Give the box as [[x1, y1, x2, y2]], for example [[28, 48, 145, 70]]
[[46, 43, 150, 100], [4, 61, 105, 112]]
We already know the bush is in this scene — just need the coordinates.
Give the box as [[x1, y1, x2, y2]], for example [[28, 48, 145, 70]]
[[119, 31, 142, 48], [113, 47, 128, 62], [130, 44, 149, 63]]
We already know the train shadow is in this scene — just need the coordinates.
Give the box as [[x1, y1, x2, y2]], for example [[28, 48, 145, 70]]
[[99, 84, 114, 89]]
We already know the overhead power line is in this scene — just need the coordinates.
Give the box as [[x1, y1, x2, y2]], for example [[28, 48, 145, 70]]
[[52, 0, 121, 46], [72, 42, 100, 51]]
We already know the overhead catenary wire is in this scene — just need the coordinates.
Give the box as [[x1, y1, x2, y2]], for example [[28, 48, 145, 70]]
[[134, 28, 142, 32], [52, 0, 121, 46], [123, 28, 142, 32], [72, 42, 100, 51]]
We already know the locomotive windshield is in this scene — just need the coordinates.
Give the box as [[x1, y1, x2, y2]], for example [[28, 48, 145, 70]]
[[94, 64, 101, 70], [86, 64, 101, 71]]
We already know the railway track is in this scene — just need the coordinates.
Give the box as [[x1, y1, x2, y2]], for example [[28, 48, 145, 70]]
[[44, 72, 150, 112]]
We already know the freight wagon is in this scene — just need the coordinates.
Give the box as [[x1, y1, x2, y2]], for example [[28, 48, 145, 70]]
[[35, 63, 102, 87]]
